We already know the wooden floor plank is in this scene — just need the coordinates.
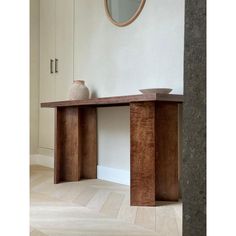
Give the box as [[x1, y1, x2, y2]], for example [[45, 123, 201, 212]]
[[30, 165, 182, 235], [72, 187, 97, 206], [86, 189, 110, 212], [100, 192, 125, 218], [155, 205, 180, 236], [117, 195, 137, 224], [135, 207, 156, 231]]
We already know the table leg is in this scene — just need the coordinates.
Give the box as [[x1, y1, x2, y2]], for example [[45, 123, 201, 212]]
[[155, 102, 179, 201], [130, 102, 156, 206], [130, 102, 179, 206], [54, 106, 97, 184]]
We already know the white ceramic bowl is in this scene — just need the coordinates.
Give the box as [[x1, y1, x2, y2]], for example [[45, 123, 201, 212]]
[[139, 88, 172, 94]]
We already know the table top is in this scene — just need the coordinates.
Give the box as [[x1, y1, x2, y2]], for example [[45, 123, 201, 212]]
[[41, 94, 184, 108]]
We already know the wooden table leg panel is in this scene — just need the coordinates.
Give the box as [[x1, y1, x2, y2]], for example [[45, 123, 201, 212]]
[[80, 107, 97, 179], [130, 102, 156, 206], [55, 107, 81, 183], [54, 106, 97, 183], [155, 102, 179, 201], [54, 108, 62, 184]]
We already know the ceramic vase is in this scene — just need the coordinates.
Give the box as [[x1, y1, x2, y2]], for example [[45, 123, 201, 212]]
[[68, 80, 89, 100]]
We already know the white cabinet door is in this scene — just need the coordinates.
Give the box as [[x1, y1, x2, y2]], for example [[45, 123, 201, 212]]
[[39, 0, 55, 149], [55, 0, 74, 100], [39, 0, 74, 150]]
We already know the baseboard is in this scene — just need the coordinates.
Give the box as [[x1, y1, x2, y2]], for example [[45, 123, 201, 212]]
[[97, 165, 130, 186], [30, 154, 54, 168], [30, 156, 129, 185]]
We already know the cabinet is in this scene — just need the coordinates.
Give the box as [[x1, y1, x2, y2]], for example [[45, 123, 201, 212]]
[[39, 0, 74, 149]]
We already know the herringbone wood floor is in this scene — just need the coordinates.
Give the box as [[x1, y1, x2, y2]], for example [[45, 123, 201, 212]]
[[30, 165, 182, 236]]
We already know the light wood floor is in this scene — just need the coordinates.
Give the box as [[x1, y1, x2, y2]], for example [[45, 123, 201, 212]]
[[30, 165, 182, 236]]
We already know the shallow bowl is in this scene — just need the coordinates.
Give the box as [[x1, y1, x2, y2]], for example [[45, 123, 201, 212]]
[[139, 88, 172, 94]]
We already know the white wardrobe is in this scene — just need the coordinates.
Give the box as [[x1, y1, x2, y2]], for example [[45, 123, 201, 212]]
[[39, 0, 74, 149]]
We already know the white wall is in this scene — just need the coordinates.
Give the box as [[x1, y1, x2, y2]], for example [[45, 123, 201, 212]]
[[30, 0, 40, 154], [97, 106, 130, 170], [74, 0, 184, 96], [74, 0, 185, 171]]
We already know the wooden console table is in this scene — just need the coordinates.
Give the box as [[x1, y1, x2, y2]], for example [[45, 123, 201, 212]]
[[41, 94, 183, 206]]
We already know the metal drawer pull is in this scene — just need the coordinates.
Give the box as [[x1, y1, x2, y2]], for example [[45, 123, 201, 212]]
[[55, 58, 58, 73], [50, 59, 54, 74]]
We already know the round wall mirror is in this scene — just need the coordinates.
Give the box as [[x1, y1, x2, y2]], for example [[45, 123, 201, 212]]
[[104, 0, 146, 27]]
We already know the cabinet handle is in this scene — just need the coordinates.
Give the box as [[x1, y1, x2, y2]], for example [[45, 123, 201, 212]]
[[55, 58, 58, 73], [50, 59, 54, 74]]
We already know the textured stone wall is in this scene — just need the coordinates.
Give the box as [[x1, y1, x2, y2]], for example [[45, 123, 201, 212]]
[[183, 0, 206, 235]]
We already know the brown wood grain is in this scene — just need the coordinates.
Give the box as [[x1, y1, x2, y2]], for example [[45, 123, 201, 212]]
[[41, 94, 183, 108], [55, 107, 81, 183], [155, 102, 179, 201], [54, 108, 62, 184], [54, 106, 97, 183], [51, 98, 181, 205], [130, 102, 156, 206], [80, 107, 97, 179]]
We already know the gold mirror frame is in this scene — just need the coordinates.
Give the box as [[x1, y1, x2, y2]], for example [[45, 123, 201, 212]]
[[104, 0, 146, 27]]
